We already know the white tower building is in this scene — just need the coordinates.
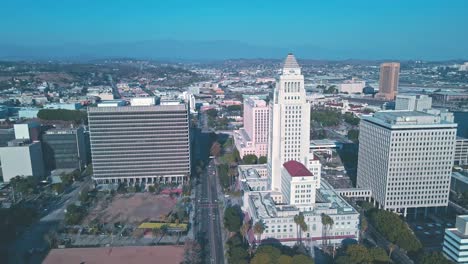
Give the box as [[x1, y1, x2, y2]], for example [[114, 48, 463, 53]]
[[267, 54, 312, 192]]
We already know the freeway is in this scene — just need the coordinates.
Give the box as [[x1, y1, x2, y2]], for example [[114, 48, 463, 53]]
[[9, 177, 92, 264]]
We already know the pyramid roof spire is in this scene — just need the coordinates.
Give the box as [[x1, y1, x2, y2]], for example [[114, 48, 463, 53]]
[[283, 53, 300, 69]]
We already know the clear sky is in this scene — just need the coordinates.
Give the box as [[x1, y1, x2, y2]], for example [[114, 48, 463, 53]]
[[1, 0, 467, 60]]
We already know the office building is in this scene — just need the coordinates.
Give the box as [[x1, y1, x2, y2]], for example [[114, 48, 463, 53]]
[[14, 122, 40, 141], [0, 139, 45, 182], [88, 102, 190, 184], [443, 215, 468, 263], [395, 94, 432, 111], [455, 137, 468, 166], [377, 62, 400, 100], [339, 78, 366, 94], [357, 111, 457, 216], [268, 53, 313, 192], [234, 97, 269, 158], [0, 128, 15, 147], [42, 127, 88, 171]]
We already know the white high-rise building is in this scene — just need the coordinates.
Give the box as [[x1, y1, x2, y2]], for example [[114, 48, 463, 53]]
[[395, 94, 432, 111], [357, 111, 457, 216], [267, 54, 312, 192]]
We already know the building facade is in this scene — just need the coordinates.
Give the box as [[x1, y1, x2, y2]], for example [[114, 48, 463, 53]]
[[357, 111, 457, 216], [42, 127, 88, 171], [395, 94, 432, 111], [377, 62, 400, 100], [0, 140, 45, 182], [443, 215, 468, 263], [88, 103, 191, 184], [234, 97, 269, 158], [281, 160, 317, 205], [339, 78, 366, 94], [268, 54, 312, 192], [455, 137, 468, 166]]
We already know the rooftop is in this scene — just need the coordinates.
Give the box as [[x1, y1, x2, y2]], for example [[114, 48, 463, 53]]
[[283, 53, 300, 69], [363, 110, 457, 128], [283, 160, 313, 177], [88, 104, 186, 113]]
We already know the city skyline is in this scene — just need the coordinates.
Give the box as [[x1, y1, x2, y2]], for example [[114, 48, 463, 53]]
[[1, 0, 467, 60]]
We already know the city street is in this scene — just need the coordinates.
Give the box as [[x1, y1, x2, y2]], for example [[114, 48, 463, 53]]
[[9, 177, 92, 264], [196, 159, 224, 264]]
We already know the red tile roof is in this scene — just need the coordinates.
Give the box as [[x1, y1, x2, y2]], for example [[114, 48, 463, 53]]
[[283, 160, 313, 177]]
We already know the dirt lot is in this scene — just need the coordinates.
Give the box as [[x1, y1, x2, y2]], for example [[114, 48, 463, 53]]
[[84, 193, 177, 225]]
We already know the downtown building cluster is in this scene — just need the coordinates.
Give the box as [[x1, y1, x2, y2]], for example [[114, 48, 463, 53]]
[[237, 54, 360, 246], [235, 54, 462, 251]]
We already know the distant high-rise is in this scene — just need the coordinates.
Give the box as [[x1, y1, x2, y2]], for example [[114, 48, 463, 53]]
[[88, 102, 191, 185], [234, 97, 269, 158], [267, 54, 317, 192], [377, 62, 400, 100], [357, 111, 457, 216]]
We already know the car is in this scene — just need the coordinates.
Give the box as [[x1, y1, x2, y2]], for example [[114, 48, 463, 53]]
[[435, 230, 442, 235], [424, 231, 431, 235], [427, 224, 434, 227], [416, 226, 423, 230]]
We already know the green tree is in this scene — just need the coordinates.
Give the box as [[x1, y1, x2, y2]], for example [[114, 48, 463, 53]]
[[64, 204, 86, 225], [294, 212, 307, 245], [278, 255, 293, 264], [367, 209, 422, 253], [243, 154, 258, 164], [240, 221, 251, 244], [419, 252, 453, 264], [258, 156, 268, 164], [224, 205, 243, 233], [321, 213, 334, 247], [210, 142, 222, 157], [344, 112, 360, 126], [291, 254, 314, 264], [251, 253, 272, 264], [346, 244, 373, 264], [369, 247, 390, 263], [253, 220, 266, 242], [347, 129, 360, 142], [148, 185, 156, 193], [205, 109, 218, 118], [310, 108, 342, 126], [37, 109, 87, 124]]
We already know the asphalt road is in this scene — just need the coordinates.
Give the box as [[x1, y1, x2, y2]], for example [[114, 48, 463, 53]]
[[9, 177, 92, 264], [197, 159, 224, 264]]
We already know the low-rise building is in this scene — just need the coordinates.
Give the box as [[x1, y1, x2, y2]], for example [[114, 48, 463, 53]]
[[281, 160, 317, 205], [443, 215, 468, 263], [339, 78, 366, 94], [239, 164, 359, 246], [0, 139, 45, 182]]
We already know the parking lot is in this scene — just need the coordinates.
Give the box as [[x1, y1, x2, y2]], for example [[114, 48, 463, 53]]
[[408, 221, 454, 250]]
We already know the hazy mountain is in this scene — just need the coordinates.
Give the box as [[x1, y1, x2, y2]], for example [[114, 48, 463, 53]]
[[0, 40, 355, 61], [0, 40, 465, 61]]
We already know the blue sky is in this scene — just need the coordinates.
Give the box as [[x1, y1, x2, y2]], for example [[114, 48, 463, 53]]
[[1, 0, 467, 60]]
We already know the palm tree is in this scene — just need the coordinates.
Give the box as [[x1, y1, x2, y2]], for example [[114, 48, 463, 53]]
[[240, 221, 251, 245], [321, 213, 334, 247], [253, 221, 265, 243], [388, 243, 396, 258], [360, 216, 368, 242], [294, 212, 307, 245]]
